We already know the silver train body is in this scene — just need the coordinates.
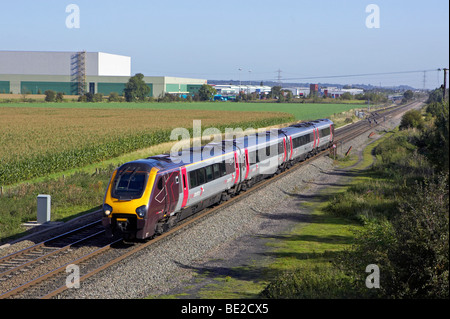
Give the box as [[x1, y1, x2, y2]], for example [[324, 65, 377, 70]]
[[102, 119, 335, 240]]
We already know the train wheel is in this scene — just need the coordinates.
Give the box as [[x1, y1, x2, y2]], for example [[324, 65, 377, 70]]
[[219, 193, 230, 204]]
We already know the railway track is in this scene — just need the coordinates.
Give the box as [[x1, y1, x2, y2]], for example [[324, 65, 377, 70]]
[[0, 221, 118, 298], [0, 100, 422, 299]]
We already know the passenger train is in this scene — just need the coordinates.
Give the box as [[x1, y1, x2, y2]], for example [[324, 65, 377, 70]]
[[102, 119, 335, 240]]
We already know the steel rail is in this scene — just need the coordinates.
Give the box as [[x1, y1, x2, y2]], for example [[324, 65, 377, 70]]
[[0, 237, 122, 299], [0, 220, 103, 277]]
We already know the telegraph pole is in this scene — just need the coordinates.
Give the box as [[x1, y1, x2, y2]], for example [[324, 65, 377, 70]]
[[423, 71, 426, 90], [443, 68, 448, 101]]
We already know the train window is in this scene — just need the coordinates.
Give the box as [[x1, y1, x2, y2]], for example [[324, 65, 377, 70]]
[[278, 141, 284, 154], [157, 177, 164, 190], [225, 159, 234, 174], [248, 151, 256, 165], [182, 174, 187, 190], [321, 128, 330, 137], [292, 137, 299, 148], [266, 146, 270, 157], [189, 171, 198, 189], [220, 162, 227, 176], [213, 164, 220, 179], [300, 136, 306, 146], [197, 168, 206, 185], [256, 148, 262, 163], [292, 133, 313, 148], [113, 172, 147, 199], [205, 165, 213, 182]]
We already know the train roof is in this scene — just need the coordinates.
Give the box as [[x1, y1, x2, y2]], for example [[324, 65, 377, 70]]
[[127, 157, 181, 171], [127, 119, 334, 172], [234, 129, 285, 147], [147, 143, 232, 169], [283, 119, 333, 135]]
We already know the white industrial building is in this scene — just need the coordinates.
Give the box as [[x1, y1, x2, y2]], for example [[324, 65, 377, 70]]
[[282, 87, 311, 97], [212, 84, 272, 96], [321, 87, 364, 98], [0, 51, 131, 77], [0, 50, 206, 97]]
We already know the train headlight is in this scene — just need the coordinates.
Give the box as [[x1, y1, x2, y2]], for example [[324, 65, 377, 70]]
[[103, 204, 113, 216], [136, 205, 147, 218]]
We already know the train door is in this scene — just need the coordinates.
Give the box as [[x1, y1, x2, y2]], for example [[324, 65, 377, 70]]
[[316, 128, 320, 149], [152, 174, 167, 215], [288, 136, 293, 160], [233, 151, 240, 184], [181, 167, 189, 208], [238, 148, 248, 182], [163, 171, 180, 215], [244, 149, 250, 180]]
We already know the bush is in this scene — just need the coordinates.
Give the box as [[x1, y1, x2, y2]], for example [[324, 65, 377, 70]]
[[108, 92, 121, 102], [335, 174, 449, 299], [77, 92, 102, 102], [391, 173, 449, 298], [422, 102, 449, 172], [55, 92, 64, 102], [84, 92, 94, 102], [93, 93, 103, 102], [44, 90, 56, 102], [399, 110, 424, 130]]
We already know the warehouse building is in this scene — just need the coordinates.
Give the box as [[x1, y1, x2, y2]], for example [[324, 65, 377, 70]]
[[0, 50, 206, 97]]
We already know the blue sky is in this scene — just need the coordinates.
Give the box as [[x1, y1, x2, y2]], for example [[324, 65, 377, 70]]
[[1, 0, 448, 89]]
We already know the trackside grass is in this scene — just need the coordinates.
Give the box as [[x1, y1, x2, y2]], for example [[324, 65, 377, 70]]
[[260, 125, 448, 299]]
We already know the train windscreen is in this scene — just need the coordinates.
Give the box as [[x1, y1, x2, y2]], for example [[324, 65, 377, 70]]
[[111, 164, 150, 200]]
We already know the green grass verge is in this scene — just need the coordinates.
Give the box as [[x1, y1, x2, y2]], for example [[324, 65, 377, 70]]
[[188, 130, 396, 299]]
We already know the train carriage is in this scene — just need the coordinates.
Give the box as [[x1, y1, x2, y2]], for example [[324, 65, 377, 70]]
[[102, 119, 335, 240]]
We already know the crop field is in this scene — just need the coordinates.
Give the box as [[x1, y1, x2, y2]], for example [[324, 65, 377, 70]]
[[5, 101, 364, 121], [0, 106, 292, 185]]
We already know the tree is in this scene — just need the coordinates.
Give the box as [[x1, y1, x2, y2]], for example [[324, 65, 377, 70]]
[[427, 87, 449, 104], [404, 90, 414, 101], [270, 86, 282, 99], [124, 73, 151, 102], [198, 84, 217, 101], [340, 92, 353, 100]]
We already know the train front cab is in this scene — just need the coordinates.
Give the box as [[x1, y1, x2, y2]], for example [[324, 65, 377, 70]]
[[102, 161, 161, 240]]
